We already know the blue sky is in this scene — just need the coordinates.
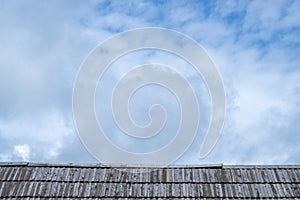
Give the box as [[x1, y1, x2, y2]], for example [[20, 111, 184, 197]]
[[0, 0, 299, 164]]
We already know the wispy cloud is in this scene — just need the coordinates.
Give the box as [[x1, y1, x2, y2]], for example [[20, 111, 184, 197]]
[[0, 0, 299, 164]]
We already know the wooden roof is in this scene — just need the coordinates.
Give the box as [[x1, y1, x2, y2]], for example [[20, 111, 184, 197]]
[[0, 162, 299, 199]]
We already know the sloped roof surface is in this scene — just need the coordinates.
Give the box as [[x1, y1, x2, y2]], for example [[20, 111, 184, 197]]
[[0, 163, 299, 199]]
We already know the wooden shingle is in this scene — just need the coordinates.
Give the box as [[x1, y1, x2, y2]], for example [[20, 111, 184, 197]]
[[0, 163, 299, 199]]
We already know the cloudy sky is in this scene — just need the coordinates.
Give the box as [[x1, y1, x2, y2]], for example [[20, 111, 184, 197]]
[[0, 0, 299, 165]]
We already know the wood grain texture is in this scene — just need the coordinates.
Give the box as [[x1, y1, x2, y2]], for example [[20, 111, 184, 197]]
[[0, 163, 299, 198]]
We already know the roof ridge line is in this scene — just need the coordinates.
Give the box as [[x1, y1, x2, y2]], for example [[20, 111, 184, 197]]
[[0, 162, 299, 168], [0, 162, 223, 168]]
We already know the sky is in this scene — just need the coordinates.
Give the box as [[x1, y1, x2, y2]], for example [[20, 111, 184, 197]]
[[0, 0, 299, 165]]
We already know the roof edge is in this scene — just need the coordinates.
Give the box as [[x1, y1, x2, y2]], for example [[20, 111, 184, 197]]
[[0, 162, 223, 168], [0, 162, 299, 168], [223, 164, 300, 168]]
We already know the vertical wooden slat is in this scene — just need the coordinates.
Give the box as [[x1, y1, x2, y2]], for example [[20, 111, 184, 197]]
[[6, 167, 19, 180], [83, 182, 91, 197], [0, 182, 7, 197]]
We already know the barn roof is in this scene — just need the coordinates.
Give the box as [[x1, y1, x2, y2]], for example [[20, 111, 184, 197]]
[[0, 162, 299, 199]]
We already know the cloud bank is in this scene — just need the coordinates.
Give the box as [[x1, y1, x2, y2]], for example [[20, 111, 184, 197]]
[[0, 0, 299, 164]]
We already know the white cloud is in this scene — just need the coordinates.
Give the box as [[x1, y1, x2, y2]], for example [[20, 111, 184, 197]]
[[13, 144, 30, 161], [0, 110, 75, 161], [242, 0, 300, 43]]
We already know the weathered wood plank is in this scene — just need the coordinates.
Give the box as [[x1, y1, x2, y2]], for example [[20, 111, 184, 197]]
[[0, 165, 299, 198]]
